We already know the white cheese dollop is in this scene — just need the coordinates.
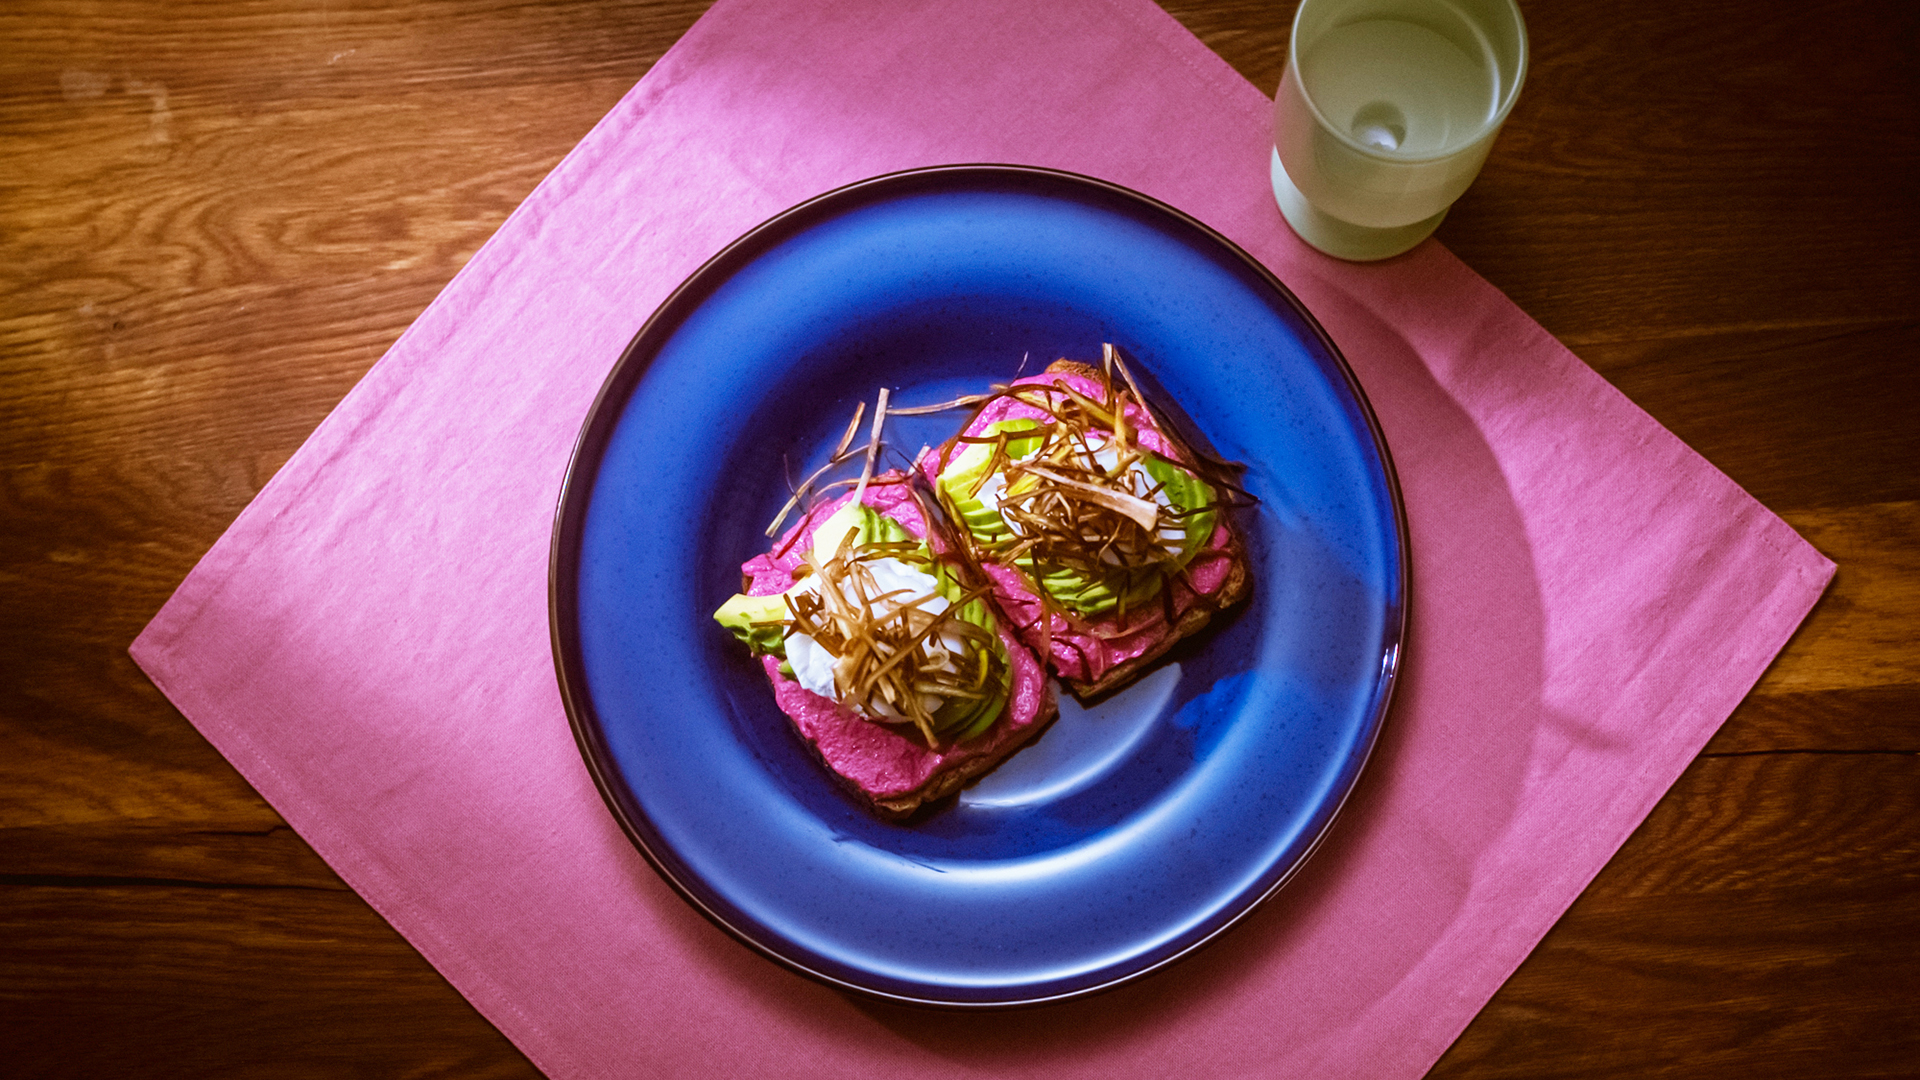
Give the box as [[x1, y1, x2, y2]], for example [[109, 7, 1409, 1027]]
[[785, 503, 969, 715], [784, 630, 840, 701]]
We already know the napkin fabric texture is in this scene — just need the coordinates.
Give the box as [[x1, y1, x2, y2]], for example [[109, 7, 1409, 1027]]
[[131, 0, 1834, 1077]]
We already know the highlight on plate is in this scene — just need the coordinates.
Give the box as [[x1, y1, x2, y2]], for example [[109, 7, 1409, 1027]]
[[712, 345, 1253, 819]]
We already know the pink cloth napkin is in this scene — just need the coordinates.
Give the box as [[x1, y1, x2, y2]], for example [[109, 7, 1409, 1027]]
[[131, 0, 1834, 1076]]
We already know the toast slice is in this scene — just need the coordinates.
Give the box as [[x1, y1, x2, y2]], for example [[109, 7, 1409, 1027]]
[[714, 472, 1057, 819], [920, 354, 1251, 700]]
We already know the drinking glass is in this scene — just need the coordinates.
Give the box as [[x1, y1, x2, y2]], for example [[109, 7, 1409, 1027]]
[[1271, 0, 1527, 261]]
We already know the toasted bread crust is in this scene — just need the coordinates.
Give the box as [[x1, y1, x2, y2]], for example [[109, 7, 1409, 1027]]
[[869, 691, 1061, 819], [1044, 358, 1103, 381]]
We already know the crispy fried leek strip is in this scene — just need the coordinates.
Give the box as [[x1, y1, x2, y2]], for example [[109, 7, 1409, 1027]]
[[935, 346, 1252, 633], [1011, 464, 1161, 533], [887, 390, 1000, 416], [851, 387, 888, 508], [767, 401, 867, 541], [782, 521, 1008, 749], [1103, 342, 1254, 494]]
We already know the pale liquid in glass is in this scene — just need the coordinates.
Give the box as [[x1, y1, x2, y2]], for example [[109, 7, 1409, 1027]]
[[1299, 18, 1496, 156]]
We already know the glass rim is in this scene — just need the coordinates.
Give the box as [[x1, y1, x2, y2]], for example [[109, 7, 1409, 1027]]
[[1286, 0, 1529, 165]]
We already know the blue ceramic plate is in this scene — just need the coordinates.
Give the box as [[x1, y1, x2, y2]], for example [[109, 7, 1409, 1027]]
[[551, 165, 1406, 1007]]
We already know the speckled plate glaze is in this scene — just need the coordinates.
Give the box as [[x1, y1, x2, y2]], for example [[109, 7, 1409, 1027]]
[[550, 165, 1407, 1007]]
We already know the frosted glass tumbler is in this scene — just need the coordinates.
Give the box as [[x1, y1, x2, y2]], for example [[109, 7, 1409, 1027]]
[[1271, 0, 1526, 261]]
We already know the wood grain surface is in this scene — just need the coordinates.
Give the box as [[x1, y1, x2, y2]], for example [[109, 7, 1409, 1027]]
[[3, 0, 1914, 1076]]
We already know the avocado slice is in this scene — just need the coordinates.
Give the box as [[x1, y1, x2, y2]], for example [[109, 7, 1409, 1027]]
[[713, 591, 791, 658]]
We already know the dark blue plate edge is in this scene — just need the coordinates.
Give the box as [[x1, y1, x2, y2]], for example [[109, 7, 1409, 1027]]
[[547, 163, 1411, 1010]]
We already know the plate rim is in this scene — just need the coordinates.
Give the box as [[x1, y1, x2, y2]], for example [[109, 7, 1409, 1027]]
[[548, 163, 1410, 1009]]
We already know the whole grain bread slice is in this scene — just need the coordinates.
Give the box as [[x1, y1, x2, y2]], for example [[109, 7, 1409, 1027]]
[[926, 358, 1253, 702], [738, 476, 1061, 820]]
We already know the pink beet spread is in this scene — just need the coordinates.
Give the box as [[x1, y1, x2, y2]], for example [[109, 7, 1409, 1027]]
[[916, 369, 1238, 686], [739, 473, 1050, 801]]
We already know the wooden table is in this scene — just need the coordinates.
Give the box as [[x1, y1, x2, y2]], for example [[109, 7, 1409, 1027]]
[[4, 1, 1913, 1075]]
